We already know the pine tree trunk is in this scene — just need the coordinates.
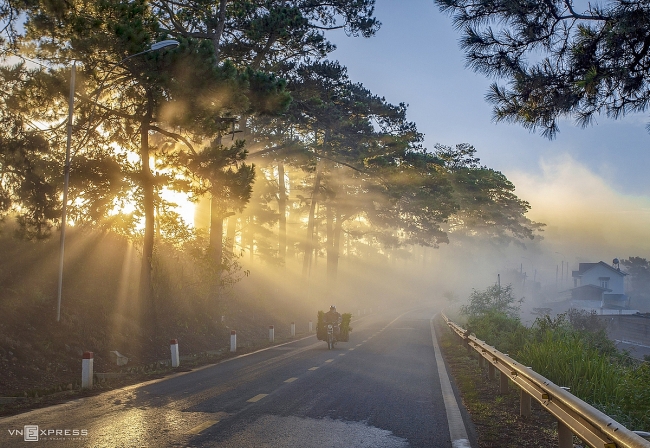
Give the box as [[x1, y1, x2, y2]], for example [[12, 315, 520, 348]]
[[302, 164, 321, 277], [303, 131, 327, 277], [278, 163, 287, 262], [225, 214, 236, 255], [328, 209, 343, 284], [139, 97, 155, 329], [326, 203, 334, 282], [209, 194, 224, 268], [211, 0, 228, 63]]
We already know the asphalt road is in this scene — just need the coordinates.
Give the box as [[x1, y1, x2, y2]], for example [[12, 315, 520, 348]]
[[0, 307, 474, 447]]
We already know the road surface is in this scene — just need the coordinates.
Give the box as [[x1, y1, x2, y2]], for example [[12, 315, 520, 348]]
[[0, 306, 475, 447]]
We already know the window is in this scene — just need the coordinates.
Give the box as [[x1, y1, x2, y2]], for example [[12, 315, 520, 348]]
[[599, 277, 610, 289]]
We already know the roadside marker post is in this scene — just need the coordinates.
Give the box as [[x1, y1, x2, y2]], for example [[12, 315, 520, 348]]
[[309, 320, 313, 333], [170, 339, 180, 367], [230, 330, 237, 352], [269, 325, 274, 343], [81, 352, 93, 389], [291, 322, 296, 337]]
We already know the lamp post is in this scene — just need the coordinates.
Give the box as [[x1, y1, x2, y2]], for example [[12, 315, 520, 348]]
[[555, 251, 566, 289], [56, 39, 179, 322]]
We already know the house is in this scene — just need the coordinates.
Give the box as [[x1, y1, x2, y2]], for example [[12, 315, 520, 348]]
[[570, 261, 629, 309]]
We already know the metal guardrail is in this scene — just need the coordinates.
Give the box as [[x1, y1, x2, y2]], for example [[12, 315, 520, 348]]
[[441, 312, 650, 448]]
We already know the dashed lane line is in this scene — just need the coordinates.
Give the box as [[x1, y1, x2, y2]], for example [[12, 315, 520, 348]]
[[325, 359, 334, 363], [308, 367, 319, 371], [284, 377, 298, 383], [247, 394, 268, 403], [189, 420, 219, 434]]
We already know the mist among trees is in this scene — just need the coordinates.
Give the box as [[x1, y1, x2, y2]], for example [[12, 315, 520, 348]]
[[0, 0, 543, 333]]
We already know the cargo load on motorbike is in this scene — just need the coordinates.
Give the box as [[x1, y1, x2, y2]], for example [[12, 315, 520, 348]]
[[316, 310, 352, 342]]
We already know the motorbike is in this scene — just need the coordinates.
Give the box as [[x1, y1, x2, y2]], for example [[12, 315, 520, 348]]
[[316, 310, 350, 349], [326, 323, 338, 350]]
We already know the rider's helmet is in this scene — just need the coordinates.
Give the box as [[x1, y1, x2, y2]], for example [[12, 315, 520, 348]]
[[330, 305, 336, 312]]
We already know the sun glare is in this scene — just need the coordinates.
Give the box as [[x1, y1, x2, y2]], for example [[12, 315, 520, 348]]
[[160, 187, 196, 227]]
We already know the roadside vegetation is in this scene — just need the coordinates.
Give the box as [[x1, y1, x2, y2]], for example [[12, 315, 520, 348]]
[[456, 284, 650, 432], [437, 318, 558, 447]]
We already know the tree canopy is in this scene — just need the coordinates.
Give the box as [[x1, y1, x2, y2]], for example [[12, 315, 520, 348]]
[[0, 0, 544, 320], [436, 0, 650, 138]]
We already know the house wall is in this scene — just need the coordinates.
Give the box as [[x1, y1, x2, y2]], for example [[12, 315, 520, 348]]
[[579, 265, 625, 294], [605, 315, 650, 346]]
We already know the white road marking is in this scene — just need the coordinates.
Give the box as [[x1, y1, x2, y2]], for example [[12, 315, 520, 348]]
[[284, 377, 298, 383], [189, 420, 219, 434], [430, 314, 471, 447], [247, 394, 268, 403], [308, 367, 319, 371]]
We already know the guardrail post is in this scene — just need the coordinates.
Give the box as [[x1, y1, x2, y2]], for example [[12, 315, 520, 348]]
[[230, 330, 237, 352], [170, 339, 179, 367], [557, 421, 573, 448], [520, 390, 531, 418], [499, 371, 509, 393], [269, 325, 274, 343], [478, 356, 485, 368], [81, 351, 93, 389], [488, 363, 496, 380]]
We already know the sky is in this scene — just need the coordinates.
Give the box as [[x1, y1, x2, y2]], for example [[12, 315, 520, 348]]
[[327, 0, 650, 265]]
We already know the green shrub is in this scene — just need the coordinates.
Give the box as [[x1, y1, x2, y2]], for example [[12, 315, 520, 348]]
[[459, 284, 650, 431], [466, 310, 527, 355]]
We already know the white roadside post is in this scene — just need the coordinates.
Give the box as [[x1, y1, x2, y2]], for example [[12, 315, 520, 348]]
[[269, 325, 274, 343], [81, 352, 93, 389], [230, 330, 237, 352], [309, 320, 313, 333], [291, 322, 296, 337], [170, 339, 180, 367]]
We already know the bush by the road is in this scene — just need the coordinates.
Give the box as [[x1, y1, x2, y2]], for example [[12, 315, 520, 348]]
[[460, 284, 650, 432]]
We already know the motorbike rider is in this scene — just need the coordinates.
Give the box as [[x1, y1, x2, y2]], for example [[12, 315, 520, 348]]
[[324, 305, 342, 337]]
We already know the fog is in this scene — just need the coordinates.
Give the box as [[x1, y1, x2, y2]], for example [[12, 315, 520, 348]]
[[3, 147, 646, 339], [511, 154, 650, 260], [213, 151, 650, 327]]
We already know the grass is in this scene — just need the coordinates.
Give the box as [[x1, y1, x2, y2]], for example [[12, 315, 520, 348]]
[[437, 317, 559, 447], [460, 309, 650, 433]]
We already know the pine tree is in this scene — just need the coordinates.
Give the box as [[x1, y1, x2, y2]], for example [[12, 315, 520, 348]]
[[436, 0, 650, 137]]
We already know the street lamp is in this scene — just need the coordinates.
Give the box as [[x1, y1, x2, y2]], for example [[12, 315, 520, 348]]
[[56, 39, 179, 322], [555, 251, 566, 288]]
